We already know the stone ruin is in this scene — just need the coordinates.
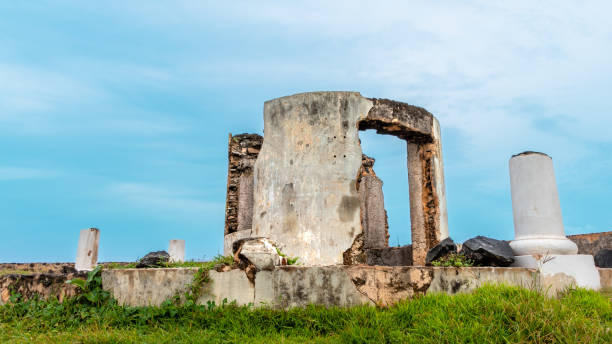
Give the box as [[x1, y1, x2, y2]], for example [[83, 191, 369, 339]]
[[224, 91, 448, 266], [3, 91, 611, 308]]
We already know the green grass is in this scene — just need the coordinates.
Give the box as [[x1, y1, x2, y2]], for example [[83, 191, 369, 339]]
[[104, 255, 234, 270], [1, 284, 610, 343]]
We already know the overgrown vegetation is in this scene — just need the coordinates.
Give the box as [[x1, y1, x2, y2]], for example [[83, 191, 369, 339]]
[[65, 265, 112, 306], [1, 280, 610, 343], [431, 252, 474, 267]]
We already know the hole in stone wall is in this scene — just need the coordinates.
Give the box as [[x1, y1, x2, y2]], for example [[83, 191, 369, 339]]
[[359, 129, 412, 247]]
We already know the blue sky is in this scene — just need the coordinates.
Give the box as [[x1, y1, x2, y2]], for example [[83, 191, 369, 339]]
[[1, 1, 610, 262]]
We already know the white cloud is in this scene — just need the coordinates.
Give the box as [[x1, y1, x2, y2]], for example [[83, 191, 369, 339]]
[[0, 166, 61, 180], [105, 182, 223, 219]]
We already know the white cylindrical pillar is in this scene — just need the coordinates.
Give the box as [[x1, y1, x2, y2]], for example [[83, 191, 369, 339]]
[[509, 152, 577, 255], [168, 239, 185, 262], [75, 228, 100, 271]]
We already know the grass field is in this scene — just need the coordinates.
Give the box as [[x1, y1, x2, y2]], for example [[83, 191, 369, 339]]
[[1, 284, 611, 343]]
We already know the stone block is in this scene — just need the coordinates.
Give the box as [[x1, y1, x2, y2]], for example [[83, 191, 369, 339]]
[[224, 230, 251, 256], [237, 238, 281, 271]]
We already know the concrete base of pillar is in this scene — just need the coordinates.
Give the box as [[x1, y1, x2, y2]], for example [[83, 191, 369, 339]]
[[510, 237, 578, 256], [512, 254, 601, 290]]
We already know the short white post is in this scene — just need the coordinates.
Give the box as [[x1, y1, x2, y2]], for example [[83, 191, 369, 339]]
[[168, 239, 185, 263], [509, 152, 600, 289], [75, 228, 100, 271]]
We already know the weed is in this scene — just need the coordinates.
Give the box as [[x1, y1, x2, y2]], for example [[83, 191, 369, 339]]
[[431, 252, 474, 267], [65, 265, 112, 306], [276, 248, 299, 265]]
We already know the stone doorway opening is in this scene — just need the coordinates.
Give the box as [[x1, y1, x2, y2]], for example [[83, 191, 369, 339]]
[[358, 129, 412, 248]]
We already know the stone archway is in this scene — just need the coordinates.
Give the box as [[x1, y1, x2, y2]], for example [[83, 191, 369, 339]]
[[358, 98, 449, 265]]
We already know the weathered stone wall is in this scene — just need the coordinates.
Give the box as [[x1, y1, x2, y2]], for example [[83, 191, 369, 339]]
[[568, 231, 612, 256], [224, 133, 262, 238], [0, 272, 83, 305], [252, 92, 373, 265]]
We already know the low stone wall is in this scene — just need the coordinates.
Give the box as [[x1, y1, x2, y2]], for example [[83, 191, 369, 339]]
[[0, 272, 84, 305], [101, 265, 596, 308], [4, 265, 608, 308], [568, 231, 612, 256], [0, 263, 76, 275]]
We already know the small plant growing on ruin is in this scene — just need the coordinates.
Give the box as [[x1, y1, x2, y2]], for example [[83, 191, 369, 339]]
[[65, 265, 112, 306], [276, 248, 299, 265], [175, 255, 235, 304], [431, 253, 474, 267]]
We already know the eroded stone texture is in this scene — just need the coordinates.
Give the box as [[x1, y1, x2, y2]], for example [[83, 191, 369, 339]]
[[1, 272, 83, 305], [346, 266, 433, 306], [224, 133, 263, 236]]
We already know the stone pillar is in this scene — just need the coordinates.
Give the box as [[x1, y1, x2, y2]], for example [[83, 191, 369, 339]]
[[407, 120, 449, 266], [168, 239, 185, 263], [509, 152, 600, 289], [75, 228, 99, 271], [509, 152, 577, 255], [237, 172, 255, 232], [359, 175, 388, 249]]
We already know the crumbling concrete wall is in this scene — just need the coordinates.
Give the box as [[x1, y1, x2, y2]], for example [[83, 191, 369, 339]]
[[251, 92, 448, 266], [224, 134, 262, 255]]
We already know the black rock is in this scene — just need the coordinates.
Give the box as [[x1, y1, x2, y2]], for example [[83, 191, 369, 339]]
[[594, 249, 612, 268], [425, 237, 457, 265], [136, 251, 170, 268], [460, 236, 514, 267]]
